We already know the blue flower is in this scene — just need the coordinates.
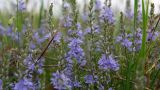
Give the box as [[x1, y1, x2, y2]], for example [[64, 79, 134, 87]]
[[0, 79, 2, 90], [77, 30, 84, 39], [73, 81, 81, 87], [76, 22, 81, 30], [93, 24, 100, 33], [147, 31, 159, 41], [32, 31, 51, 44], [116, 28, 143, 51], [98, 84, 104, 90], [82, 12, 89, 22], [33, 32, 41, 44], [133, 28, 142, 51], [84, 26, 100, 35], [23, 54, 33, 67], [98, 54, 119, 71], [67, 38, 86, 65], [84, 75, 98, 84], [14, 78, 35, 90], [116, 34, 132, 50], [100, 7, 115, 24], [121, 38, 132, 49], [108, 87, 113, 90], [125, 10, 133, 19], [6, 26, 12, 36], [54, 32, 62, 43], [116, 36, 123, 42], [29, 41, 36, 50], [63, 63, 73, 78], [63, 2, 70, 9], [23, 54, 44, 74], [84, 27, 91, 35], [95, 0, 102, 10], [64, 15, 73, 28], [0, 23, 5, 36], [18, 0, 26, 11], [51, 71, 72, 89], [68, 38, 83, 47]]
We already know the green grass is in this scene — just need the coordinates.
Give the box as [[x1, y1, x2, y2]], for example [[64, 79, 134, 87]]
[[140, 0, 149, 58]]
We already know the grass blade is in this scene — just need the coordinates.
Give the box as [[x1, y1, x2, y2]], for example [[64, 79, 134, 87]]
[[134, 0, 138, 31], [140, 0, 149, 58], [38, 0, 44, 28]]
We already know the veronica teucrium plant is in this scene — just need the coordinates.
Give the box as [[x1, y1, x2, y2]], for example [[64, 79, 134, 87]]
[[0, 0, 160, 90]]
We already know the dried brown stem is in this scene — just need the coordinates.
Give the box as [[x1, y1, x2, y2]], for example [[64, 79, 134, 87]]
[[35, 30, 58, 64]]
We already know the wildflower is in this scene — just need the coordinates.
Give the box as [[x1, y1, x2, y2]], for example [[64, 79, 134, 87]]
[[54, 32, 62, 43], [76, 23, 81, 30], [14, 78, 35, 90], [64, 15, 73, 28], [51, 71, 72, 89], [84, 75, 98, 84], [125, 10, 133, 19], [43, 33, 51, 40], [63, 2, 70, 9], [29, 64, 35, 71], [98, 54, 119, 71], [116, 36, 123, 42], [23, 54, 34, 69], [121, 38, 132, 49], [6, 26, 13, 36], [63, 63, 73, 78], [84, 26, 100, 35], [95, 0, 102, 10], [93, 24, 100, 33], [23, 54, 44, 74], [29, 41, 36, 50], [73, 81, 81, 87], [18, 0, 26, 11], [82, 12, 89, 22], [36, 58, 45, 74], [100, 7, 115, 24], [67, 29, 74, 36], [116, 28, 143, 52], [67, 38, 86, 65], [68, 38, 83, 47], [75, 23, 84, 39], [98, 84, 104, 90], [147, 31, 159, 41], [0, 79, 2, 90], [84, 27, 91, 35], [33, 32, 41, 44], [133, 29, 142, 51], [108, 87, 113, 90], [76, 30, 84, 38], [32, 32, 51, 44], [0, 23, 5, 36]]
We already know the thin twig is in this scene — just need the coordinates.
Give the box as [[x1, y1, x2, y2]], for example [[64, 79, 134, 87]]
[[35, 30, 58, 64]]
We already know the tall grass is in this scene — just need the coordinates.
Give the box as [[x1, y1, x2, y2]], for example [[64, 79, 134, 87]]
[[140, 0, 149, 58]]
